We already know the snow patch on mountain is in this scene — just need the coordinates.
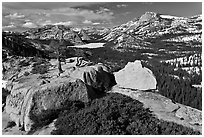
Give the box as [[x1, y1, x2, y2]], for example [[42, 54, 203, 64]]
[[100, 12, 201, 50]]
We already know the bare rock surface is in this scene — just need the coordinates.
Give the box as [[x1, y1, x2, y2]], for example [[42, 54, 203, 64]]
[[2, 111, 25, 135], [51, 57, 115, 92], [139, 12, 159, 23], [5, 75, 92, 131], [3, 57, 201, 134], [175, 105, 202, 126], [110, 85, 202, 133], [114, 60, 157, 90], [4, 57, 115, 132]]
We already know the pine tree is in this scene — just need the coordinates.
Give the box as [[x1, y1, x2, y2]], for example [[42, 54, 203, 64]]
[[49, 29, 66, 75]]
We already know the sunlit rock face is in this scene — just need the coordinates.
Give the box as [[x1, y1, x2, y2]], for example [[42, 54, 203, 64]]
[[114, 60, 157, 90]]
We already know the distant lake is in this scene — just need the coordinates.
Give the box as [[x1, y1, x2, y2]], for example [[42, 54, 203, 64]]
[[69, 43, 105, 49]]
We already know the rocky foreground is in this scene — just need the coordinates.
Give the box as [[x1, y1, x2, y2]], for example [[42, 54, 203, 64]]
[[2, 57, 202, 134]]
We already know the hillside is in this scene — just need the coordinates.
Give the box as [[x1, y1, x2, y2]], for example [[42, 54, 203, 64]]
[[101, 12, 201, 49], [2, 11, 202, 135]]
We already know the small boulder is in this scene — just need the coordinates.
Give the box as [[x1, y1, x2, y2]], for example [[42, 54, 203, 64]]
[[114, 60, 157, 90]]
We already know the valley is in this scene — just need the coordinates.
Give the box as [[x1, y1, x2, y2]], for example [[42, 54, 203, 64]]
[[2, 11, 202, 135]]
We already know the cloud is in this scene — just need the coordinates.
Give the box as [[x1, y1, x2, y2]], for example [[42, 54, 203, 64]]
[[2, 24, 16, 29], [92, 22, 101, 25], [142, 2, 153, 5], [18, 7, 114, 25], [96, 7, 112, 15], [83, 20, 92, 24], [22, 22, 38, 28], [25, 19, 31, 22], [2, 3, 114, 31], [2, 16, 10, 26], [5, 12, 25, 19], [116, 4, 128, 8], [102, 8, 110, 12], [121, 12, 131, 16], [53, 21, 73, 26], [2, 2, 100, 10], [40, 20, 52, 26], [51, 7, 114, 21]]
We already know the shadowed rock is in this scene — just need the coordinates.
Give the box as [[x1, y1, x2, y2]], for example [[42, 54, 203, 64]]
[[69, 63, 116, 92]]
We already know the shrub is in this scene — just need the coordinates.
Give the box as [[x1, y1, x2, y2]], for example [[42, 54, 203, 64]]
[[30, 64, 49, 74], [19, 60, 30, 67], [52, 93, 200, 135], [30, 109, 60, 130], [29, 100, 85, 131], [30, 57, 50, 74], [32, 57, 48, 65], [24, 71, 30, 76]]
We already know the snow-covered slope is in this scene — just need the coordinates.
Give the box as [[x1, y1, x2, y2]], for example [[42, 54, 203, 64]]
[[101, 12, 202, 49]]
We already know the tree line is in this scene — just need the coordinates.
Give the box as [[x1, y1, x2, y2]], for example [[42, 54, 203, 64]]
[[143, 60, 202, 110]]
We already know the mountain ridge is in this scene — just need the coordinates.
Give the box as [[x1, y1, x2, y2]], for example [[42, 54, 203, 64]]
[[101, 11, 201, 49], [2, 11, 202, 135]]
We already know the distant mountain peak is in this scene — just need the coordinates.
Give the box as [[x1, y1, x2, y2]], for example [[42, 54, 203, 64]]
[[101, 11, 202, 50], [139, 11, 160, 23], [143, 11, 158, 15]]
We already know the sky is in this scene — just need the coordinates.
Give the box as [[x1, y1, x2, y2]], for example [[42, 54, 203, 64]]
[[2, 2, 202, 32]]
